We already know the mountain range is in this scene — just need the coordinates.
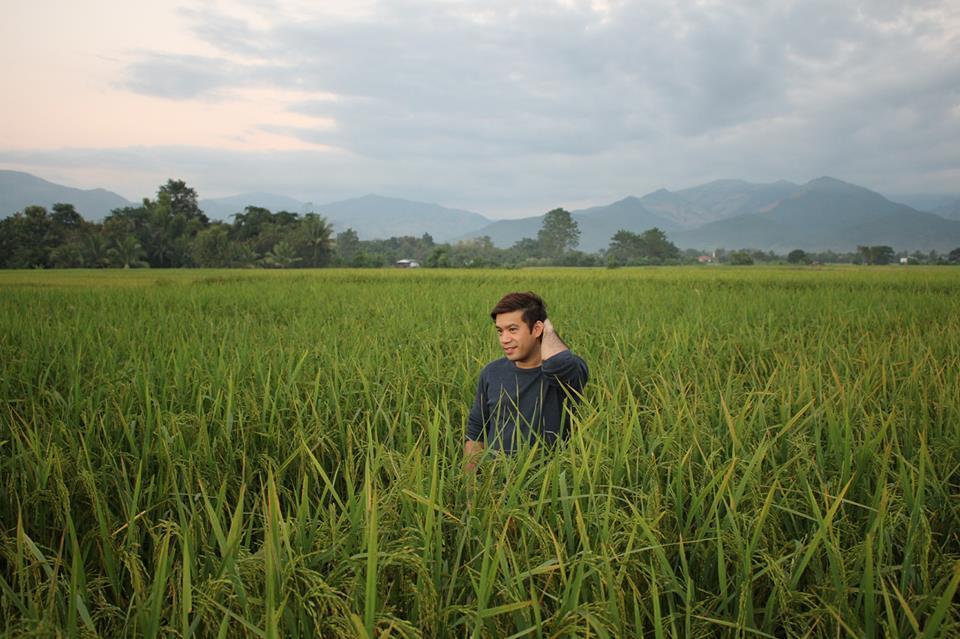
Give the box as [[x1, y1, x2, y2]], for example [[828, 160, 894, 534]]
[[887, 193, 960, 220], [0, 171, 133, 220], [933, 200, 960, 222], [2, 169, 960, 252], [199, 192, 307, 221], [669, 178, 960, 253], [315, 194, 491, 242], [458, 177, 960, 252], [198, 193, 491, 242]]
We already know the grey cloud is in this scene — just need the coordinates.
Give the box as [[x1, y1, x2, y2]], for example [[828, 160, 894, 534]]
[[119, 54, 241, 99], [124, 2, 674, 146], [179, 7, 269, 59], [81, 0, 960, 211]]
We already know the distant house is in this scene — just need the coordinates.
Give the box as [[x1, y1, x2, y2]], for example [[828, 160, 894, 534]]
[[395, 259, 420, 268], [899, 257, 910, 265], [698, 255, 713, 263]]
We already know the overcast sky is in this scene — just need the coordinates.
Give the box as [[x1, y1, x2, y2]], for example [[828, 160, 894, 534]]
[[1, 0, 958, 218]]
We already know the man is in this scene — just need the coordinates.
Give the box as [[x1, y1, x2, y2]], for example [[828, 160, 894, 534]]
[[464, 292, 588, 470]]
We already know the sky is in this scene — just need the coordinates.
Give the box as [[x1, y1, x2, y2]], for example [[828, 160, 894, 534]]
[[1, 0, 958, 219]]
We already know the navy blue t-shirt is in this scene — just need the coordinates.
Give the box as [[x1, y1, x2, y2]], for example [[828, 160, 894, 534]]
[[466, 350, 588, 453]]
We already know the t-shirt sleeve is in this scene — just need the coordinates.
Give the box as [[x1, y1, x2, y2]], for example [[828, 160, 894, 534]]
[[542, 350, 588, 394], [466, 374, 487, 441]]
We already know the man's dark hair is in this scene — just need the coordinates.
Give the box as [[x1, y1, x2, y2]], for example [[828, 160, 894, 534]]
[[490, 291, 547, 332]]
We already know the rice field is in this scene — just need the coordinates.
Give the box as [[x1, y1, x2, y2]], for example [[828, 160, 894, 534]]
[[1, 266, 959, 638]]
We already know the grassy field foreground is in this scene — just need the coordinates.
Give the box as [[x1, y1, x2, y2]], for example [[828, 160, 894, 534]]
[[1, 267, 959, 637]]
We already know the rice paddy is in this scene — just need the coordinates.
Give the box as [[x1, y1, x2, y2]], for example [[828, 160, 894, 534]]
[[1, 266, 959, 637]]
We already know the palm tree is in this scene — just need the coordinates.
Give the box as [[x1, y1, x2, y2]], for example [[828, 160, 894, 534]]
[[110, 235, 147, 268], [82, 234, 113, 268], [263, 241, 301, 269], [301, 213, 334, 267]]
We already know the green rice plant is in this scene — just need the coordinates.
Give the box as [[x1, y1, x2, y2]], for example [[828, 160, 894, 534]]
[[1, 266, 958, 637]]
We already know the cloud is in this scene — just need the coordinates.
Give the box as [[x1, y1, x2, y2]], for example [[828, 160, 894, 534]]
[[119, 54, 242, 99], [12, 0, 960, 214]]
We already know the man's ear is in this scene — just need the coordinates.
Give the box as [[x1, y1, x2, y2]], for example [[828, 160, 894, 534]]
[[533, 321, 544, 338]]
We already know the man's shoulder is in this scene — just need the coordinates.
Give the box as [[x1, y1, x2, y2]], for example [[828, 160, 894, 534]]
[[481, 358, 530, 383], [480, 357, 511, 377], [544, 349, 587, 367]]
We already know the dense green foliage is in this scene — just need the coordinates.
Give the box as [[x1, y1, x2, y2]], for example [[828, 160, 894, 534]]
[[857, 246, 897, 266], [607, 228, 681, 266], [0, 181, 335, 270], [537, 209, 581, 258], [9, 180, 958, 269], [728, 250, 756, 266], [2, 267, 959, 638]]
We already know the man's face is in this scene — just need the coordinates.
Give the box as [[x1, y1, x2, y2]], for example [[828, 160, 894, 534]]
[[494, 310, 543, 367]]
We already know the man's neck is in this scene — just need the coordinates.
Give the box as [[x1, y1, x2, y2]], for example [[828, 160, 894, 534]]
[[515, 345, 542, 369]]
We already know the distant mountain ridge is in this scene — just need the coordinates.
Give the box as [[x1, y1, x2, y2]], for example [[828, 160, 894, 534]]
[[200, 192, 309, 220], [457, 179, 808, 251], [200, 193, 493, 242], [459, 177, 960, 252], [316, 194, 491, 243], [3, 169, 960, 251], [200, 192, 493, 242], [888, 193, 960, 217], [669, 177, 960, 252], [657, 179, 800, 225], [933, 200, 960, 221], [0, 171, 492, 243], [459, 197, 679, 251], [0, 170, 132, 220]]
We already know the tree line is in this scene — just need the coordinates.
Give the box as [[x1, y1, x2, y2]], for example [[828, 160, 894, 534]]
[[3, 180, 960, 268]]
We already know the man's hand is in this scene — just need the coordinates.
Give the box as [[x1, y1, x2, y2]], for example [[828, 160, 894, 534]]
[[540, 318, 569, 361], [464, 439, 484, 473]]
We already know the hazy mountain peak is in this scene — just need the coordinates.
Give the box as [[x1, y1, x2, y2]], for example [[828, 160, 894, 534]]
[[334, 193, 439, 207], [802, 176, 885, 200], [806, 176, 855, 188], [700, 178, 751, 190], [316, 194, 490, 242], [199, 192, 308, 219], [671, 176, 960, 252], [1, 169, 132, 219], [640, 188, 678, 203]]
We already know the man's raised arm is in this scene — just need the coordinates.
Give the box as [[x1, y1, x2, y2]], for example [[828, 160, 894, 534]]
[[540, 319, 589, 392], [540, 318, 569, 361]]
